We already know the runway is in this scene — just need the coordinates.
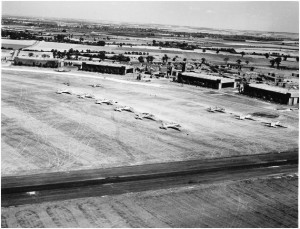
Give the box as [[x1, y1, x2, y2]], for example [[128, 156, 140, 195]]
[[2, 150, 298, 207]]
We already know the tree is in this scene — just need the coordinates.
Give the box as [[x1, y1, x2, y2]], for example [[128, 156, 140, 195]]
[[97, 40, 105, 46], [296, 56, 299, 62], [138, 56, 144, 63], [274, 57, 282, 68], [264, 53, 270, 59], [224, 57, 229, 64], [270, 59, 275, 67], [162, 54, 169, 63], [146, 55, 154, 63], [241, 51, 245, 57], [245, 60, 249, 65], [152, 40, 156, 46], [201, 58, 206, 64], [202, 48, 206, 53], [28, 52, 34, 57], [236, 59, 242, 69], [216, 50, 220, 54]]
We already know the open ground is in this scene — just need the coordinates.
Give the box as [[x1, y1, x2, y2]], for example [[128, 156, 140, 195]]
[[1, 66, 298, 176]]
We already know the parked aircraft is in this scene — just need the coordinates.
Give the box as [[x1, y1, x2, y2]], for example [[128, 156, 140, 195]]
[[77, 93, 87, 99], [63, 82, 70, 86], [84, 94, 95, 99], [56, 89, 72, 94], [159, 122, 182, 131], [114, 106, 134, 112], [135, 113, 156, 121], [90, 84, 102, 88], [95, 99, 117, 105], [263, 121, 287, 128], [235, 114, 256, 120], [207, 106, 226, 113]]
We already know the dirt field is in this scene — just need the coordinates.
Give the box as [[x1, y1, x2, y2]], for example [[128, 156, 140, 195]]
[[1, 66, 298, 176], [2, 174, 298, 227]]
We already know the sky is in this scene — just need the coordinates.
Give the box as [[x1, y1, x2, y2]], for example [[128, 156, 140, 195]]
[[2, 1, 299, 33]]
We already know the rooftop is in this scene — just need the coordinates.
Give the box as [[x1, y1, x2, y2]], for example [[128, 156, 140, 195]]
[[84, 61, 133, 69], [181, 72, 235, 83], [249, 83, 299, 97], [15, 56, 60, 62]]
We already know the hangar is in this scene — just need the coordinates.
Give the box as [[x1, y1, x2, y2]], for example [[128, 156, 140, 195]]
[[14, 56, 62, 68], [178, 72, 236, 89], [243, 83, 299, 105], [81, 61, 134, 75]]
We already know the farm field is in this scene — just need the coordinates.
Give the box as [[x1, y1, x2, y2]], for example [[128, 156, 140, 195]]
[[20, 40, 299, 70], [1, 175, 298, 227], [1, 39, 37, 50], [1, 66, 298, 176]]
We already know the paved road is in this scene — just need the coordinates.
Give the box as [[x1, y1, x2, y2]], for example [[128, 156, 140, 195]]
[[2, 151, 298, 207]]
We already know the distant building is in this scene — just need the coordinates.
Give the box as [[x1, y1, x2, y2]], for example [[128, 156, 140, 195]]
[[14, 56, 62, 68], [243, 83, 299, 105], [263, 73, 284, 84], [227, 63, 242, 70], [81, 61, 134, 75], [178, 72, 236, 89]]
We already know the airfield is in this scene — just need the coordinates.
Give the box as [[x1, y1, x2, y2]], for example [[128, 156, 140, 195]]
[[1, 64, 299, 227], [1, 8, 299, 227], [2, 66, 298, 176]]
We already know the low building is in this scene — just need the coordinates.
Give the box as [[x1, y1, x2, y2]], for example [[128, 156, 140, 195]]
[[263, 73, 284, 84], [81, 61, 134, 75], [178, 72, 236, 89], [243, 83, 299, 105], [14, 56, 62, 68], [227, 63, 242, 70]]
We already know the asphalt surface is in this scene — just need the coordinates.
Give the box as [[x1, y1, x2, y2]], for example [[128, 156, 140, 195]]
[[2, 150, 298, 207]]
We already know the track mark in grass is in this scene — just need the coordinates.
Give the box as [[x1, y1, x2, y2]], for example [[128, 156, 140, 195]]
[[110, 200, 149, 228], [77, 201, 112, 227], [2, 121, 74, 169], [46, 205, 79, 228], [110, 111, 136, 162], [15, 210, 45, 228], [1, 213, 8, 228], [123, 198, 170, 228], [226, 184, 290, 227]]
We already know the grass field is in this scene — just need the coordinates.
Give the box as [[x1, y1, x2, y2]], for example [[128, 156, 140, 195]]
[[1, 39, 37, 50], [1, 66, 298, 176], [2, 175, 297, 227]]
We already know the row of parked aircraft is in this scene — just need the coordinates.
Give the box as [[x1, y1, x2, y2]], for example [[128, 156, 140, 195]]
[[56, 88, 182, 131], [206, 106, 287, 128]]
